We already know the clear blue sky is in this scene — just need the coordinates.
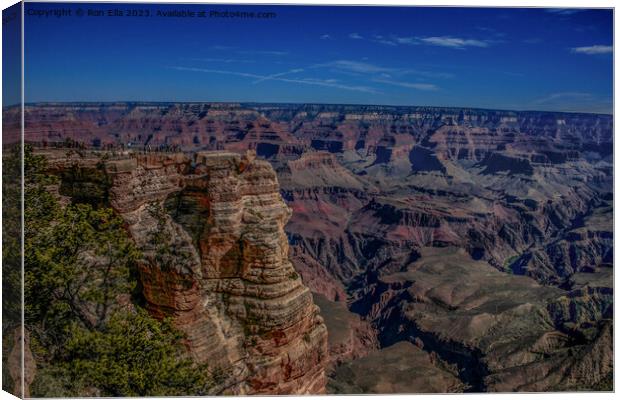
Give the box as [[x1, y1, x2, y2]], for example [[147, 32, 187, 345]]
[[2, 2, 21, 107], [22, 3, 613, 113]]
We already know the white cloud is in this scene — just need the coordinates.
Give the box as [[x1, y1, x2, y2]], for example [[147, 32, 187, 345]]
[[316, 60, 454, 79], [170, 66, 379, 94], [343, 33, 490, 50], [375, 40, 397, 46], [532, 92, 592, 105], [413, 70, 454, 79], [210, 45, 236, 50], [322, 60, 394, 74], [341, 31, 496, 51], [237, 50, 289, 56], [320, 34, 332, 40], [546, 8, 584, 15], [372, 35, 398, 46], [373, 78, 439, 91], [571, 45, 613, 55], [172, 66, 261, 79], [173, 59, 450, 96], [252, 68, 305, 84], [419, 36, 489, 49], [475, 27, 506, 38], [395, 37, 417, 45], [189, 57, 255, 64], [371, 35, 398, 47], [530, 91, 612, 114]]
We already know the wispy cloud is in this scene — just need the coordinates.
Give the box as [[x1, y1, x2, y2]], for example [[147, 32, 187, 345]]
[[188, 57, 255, 64], [371, 35, 397, 46], [237, 50, 289, 56], [314, 60, 444, 91], [252, 68, 305, 84], [546, 8, 584, 15], [170, 66, 379, 94], [172, 66, 260, 79], [475, 26, 506, 38], [210, 45, 236, 50], [394, 36, 416, 45], [419, 36, 489, 49], [373, 78, 439, 91], [344, 33, 492, 50], [171, 58, 451, 97], [317, 60, 453, 79], [571, 45, 613, 55], [531, 91, 611, 113], [320, 34, 332, 40], [574, 25, 598, 33], [320, 60, 394, 74], [408, 69, 454, 79], [532, 92, 592, 105], [212, 47, 289, 57]]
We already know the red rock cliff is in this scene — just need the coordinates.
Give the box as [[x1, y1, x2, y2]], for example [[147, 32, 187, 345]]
[[47, 150, 329, 395]]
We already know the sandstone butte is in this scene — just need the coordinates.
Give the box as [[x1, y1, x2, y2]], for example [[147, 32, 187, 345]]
[[44, 149, 329, 395]]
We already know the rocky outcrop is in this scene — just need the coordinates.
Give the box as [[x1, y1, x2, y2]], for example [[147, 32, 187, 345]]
[[47, 150, 329, 395], [277, 151, 372, 299], [349, 247, 613, 392], [476, 153, 534, 176], [329, 341, 465, 394], [312, 294, 378, 367], [8, 328, 36, 398]]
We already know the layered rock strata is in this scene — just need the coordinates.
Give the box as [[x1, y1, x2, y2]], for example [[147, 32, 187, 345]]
[[46, 150, 328, 395], [348, 247, 613, 392]]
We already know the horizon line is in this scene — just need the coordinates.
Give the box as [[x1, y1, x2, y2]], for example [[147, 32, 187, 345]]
[[5, 100, 613, 116]]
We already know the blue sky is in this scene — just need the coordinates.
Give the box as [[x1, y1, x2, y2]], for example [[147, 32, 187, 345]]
[[22, 3, 613, 113], [2, 2, 21, 107]]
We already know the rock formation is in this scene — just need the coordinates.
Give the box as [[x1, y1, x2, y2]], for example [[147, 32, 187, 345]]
[[44, 149, 329, 395], [8, 328, 36, 398], [348, 246, 612, 392]]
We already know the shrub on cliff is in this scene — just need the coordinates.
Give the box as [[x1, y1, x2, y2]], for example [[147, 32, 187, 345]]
[[2, 145, 23, 392], [26, 203, 138, 334], [45, 309, 212, 396], [19, 146, 212, 396]]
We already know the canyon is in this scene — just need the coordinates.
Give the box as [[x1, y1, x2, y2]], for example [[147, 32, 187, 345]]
[[14, 102, 613, 393]]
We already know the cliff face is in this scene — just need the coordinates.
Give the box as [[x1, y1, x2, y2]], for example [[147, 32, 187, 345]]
[[18, 103, 612, 156], [46, 150, 328, 395]]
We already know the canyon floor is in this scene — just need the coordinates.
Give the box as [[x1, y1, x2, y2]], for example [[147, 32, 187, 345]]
[[11, 102, 613, 393]]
